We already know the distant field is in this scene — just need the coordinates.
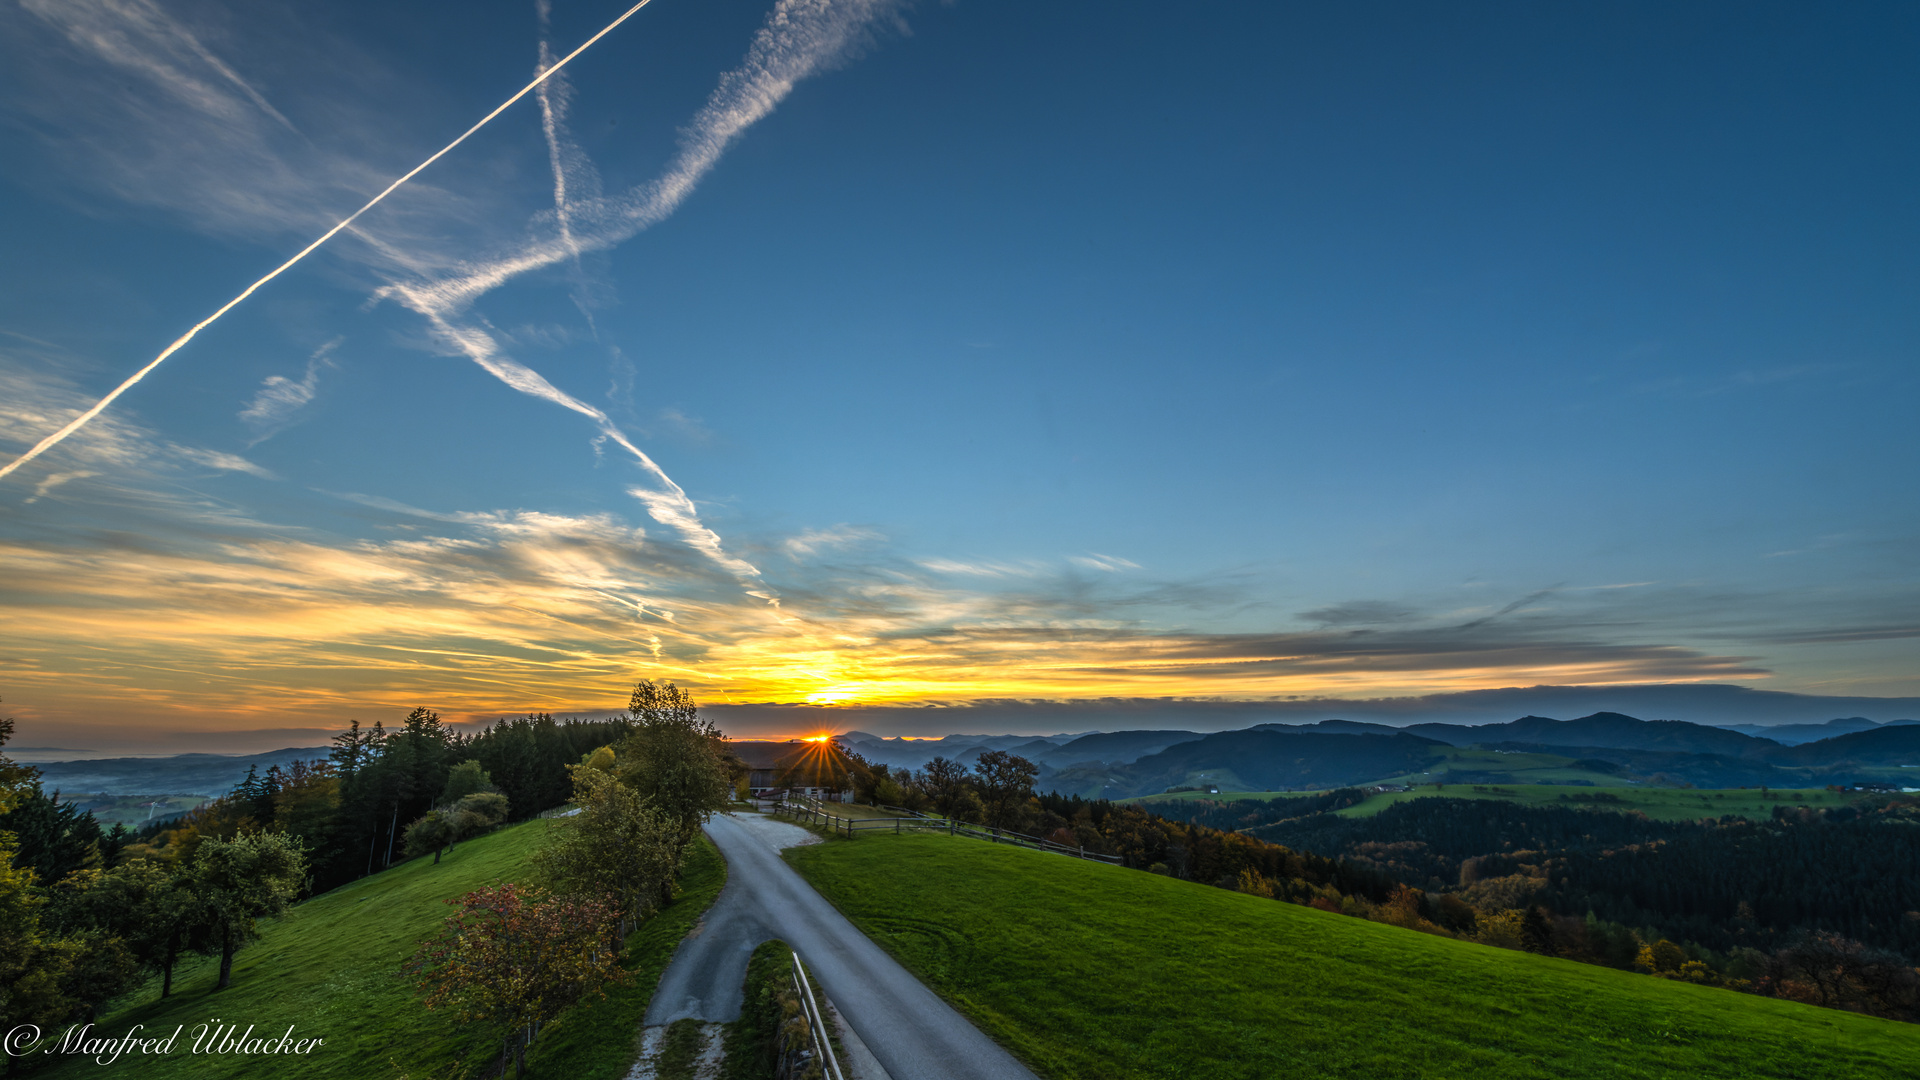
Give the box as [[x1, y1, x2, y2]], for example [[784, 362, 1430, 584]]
[[787, 834, 1918, 1080], [1115, 747, 1631, 803], [1128, 788, 1321, 805], [1130, 783, 1855, 822], [46, 819, 723, 1080], [1332, 784, 1850, 821], [59, 792, 208, 829], [1378, 746, 1641, 786]]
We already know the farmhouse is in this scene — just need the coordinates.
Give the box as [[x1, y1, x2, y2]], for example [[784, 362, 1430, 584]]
[[731, 740, 802, 792], [729, 738, 856, 800]]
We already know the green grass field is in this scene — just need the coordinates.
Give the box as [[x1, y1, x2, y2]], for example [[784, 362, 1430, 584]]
[[61, 792, 210, 829], [1130, 783, 1853, 822], [1331, 784, 1848, 821], [786, 833, 1918, 1080], [43, 820, 724, 1080]]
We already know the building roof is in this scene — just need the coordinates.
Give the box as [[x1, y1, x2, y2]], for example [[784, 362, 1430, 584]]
[[729, 740, 808, 769]]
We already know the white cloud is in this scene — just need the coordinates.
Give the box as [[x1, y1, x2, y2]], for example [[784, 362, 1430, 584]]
[[783, 525, 884, 559], [1069, 553, 1142, 573], [918, 558, 1047, 579], [1, 0, 901, 589], [176, 448, 275, 479], [240, 339, 337, 441], [22, 470, 97, 505]]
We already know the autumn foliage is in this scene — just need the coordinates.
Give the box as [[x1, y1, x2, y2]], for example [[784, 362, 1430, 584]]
[[408, 882, 625, 1077]]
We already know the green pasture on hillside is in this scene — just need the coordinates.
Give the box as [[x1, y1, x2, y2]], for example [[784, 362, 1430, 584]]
[[61, 793, 211, 829], [1379, 746, 1643, 786], [1332, 784, 1850, 821], [786, 833, 1918, 1080], [41, 820, 724, 1080], [1129, 783, 1855, 822]]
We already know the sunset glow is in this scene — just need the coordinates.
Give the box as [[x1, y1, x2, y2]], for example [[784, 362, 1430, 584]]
[[0, 0, 1914, 756]]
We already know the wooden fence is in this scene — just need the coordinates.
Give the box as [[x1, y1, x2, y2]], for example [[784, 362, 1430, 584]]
[[768, 796, 1122, 864]]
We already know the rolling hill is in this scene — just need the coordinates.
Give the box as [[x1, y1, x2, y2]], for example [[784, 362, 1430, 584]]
[[32, 746, 332, 797], [46, 820, 726, 1080], [786, 833, 1918, 1079], [1404, 712, 1782, 756], [1718, 717, 1920, 745], [1113, 730, 1449, 795], [1032, 728, 1204, 767]]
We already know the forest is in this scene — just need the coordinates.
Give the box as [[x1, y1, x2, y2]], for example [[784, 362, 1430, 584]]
[[0, 687, 728, 1060]]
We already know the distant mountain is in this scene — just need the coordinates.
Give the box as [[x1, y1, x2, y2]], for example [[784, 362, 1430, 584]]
[[32, 747, 332, 797], [1480, 743, 1790, 789], [705, 685, 1920, 741], [1482, 723, 1920, 786], [1115, 731, 1448, 796], [1403, 713, 1779, 757], [1714, 717, 1920, 746], [834, 732, 1072, 773], [841, 710, 1920, 793], [1251, 720, 1407, 737], [1776, 725, 1920, 767], [1036, 729, 1204, 768], [1000, 737, 1067, 763]]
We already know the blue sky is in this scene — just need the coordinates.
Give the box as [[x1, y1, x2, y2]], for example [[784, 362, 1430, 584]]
[[1, 0, 1916, 749]]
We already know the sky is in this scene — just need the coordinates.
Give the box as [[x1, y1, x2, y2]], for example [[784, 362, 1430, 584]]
[[1, 0, 1916, 752]]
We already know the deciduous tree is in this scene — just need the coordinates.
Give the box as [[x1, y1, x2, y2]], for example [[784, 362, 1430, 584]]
[[974, 751, 1039, 831], [408, 883, 624, 1078], [404, 811, 457, 865], [918, 757, 971, 818], [534, 766, 678, 943], [192, 831, 307, 989], [441, 760, 495, 805], [47, 858, 205, 999], [617, 681, 729, 878]]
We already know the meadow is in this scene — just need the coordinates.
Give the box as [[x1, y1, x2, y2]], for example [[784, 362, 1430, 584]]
[[786, 833, 1918, 1080], [59, 792, 209, 829], [1130, 783, 1852, 822], [40, 819, 724, 1080]]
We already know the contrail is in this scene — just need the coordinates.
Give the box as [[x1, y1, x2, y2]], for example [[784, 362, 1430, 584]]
[[0, 0, 659, 483], [369, 0, 901, 586]]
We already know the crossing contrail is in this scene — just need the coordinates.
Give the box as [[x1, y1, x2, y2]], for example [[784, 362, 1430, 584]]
[[0, 0, 659, 483]]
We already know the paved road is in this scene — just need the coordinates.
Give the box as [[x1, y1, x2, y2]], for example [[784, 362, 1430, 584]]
[[646, 812, 1040, 1080]]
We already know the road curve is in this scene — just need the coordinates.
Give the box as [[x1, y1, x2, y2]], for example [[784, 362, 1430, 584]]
[[646, 811, 1041, 1080]]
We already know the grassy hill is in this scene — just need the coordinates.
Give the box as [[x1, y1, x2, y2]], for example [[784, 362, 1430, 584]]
[[1112, 746, 1634, 802], [45, 820, 723, 1080], [1130, 783, 1859, 822], [786, 834, 1917, 1079]]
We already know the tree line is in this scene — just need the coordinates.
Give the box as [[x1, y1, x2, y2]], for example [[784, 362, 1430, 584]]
[[407, 680, 735, 1077], [2, 711, 308, 1038], [1130, 787, 1920, 1021], [0, 688, 721, 1050]]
